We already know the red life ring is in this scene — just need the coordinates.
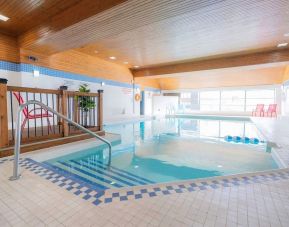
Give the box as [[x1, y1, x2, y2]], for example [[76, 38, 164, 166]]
[[135, 93, 141, 101]]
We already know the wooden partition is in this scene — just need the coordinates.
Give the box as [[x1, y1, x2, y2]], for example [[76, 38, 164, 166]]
[[0, 80, 104, 156]]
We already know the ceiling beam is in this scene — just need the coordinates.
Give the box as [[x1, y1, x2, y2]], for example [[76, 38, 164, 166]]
[[18, 0, 127, 51], [132, 49, 289, 77]]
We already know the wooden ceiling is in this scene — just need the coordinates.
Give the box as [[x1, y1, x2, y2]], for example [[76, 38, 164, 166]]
[[21, 0, 289, 68], [0, 0, 82, 35], [0, 0, 127, 37], [1, 0, 289, 73]]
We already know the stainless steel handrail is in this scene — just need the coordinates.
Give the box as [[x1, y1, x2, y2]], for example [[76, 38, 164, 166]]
[[10, 100, 112, 181]]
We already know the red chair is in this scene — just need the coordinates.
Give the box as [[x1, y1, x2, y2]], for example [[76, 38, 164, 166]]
[[13, 92, 53, 132], [264, 104, 277, 118], [252, 104, 264, 117]]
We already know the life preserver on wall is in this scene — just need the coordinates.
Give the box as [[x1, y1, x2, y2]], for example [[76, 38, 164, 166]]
[[135, 93, 141, 101]]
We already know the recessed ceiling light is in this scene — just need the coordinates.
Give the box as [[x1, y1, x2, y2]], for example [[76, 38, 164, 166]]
[[123, 62, 129, 64], [94, 50, 98, 54], [109, 56, 116, 60], [277, 43, 288, 48], [133, 65, 139, 68], [284, 33, 289, 37], [0, 14, 9, 21]]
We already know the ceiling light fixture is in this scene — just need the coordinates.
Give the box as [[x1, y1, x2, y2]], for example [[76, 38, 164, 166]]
[[133, 65, 139, 68], [109, 56, 116, 60], [277, 43, 288, 48], [0, 14, 9, 21]]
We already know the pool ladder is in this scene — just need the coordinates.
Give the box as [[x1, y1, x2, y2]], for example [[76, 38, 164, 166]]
[[10, 100, 112, 181]]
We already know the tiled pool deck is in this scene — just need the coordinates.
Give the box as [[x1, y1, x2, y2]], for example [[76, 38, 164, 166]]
[[1, 118, 289, 226]]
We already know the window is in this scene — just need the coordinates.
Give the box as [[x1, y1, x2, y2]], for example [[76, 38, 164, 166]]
[[245, 89, 275, 111], [180, 92, 199, 112], [200, 91, 220, 111], [178, 88, 276, 113], [221, 90, 245, 111]]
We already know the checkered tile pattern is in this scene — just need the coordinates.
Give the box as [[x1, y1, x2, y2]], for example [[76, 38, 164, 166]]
[[20, 158, 289, 207], [0, 158, 13, 165], [20, 159, 105, 206], [0, 159, 8, 165]]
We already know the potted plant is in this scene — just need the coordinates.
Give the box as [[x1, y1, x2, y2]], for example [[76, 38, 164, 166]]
[[78, 84, 96, 127]]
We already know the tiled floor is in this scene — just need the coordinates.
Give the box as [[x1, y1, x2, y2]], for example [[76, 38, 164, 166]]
[[1, 117, 289, 226], [1, 157, 289, 227]]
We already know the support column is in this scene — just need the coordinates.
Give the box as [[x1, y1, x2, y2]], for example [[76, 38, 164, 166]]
[[97, 90, 103, 131], [60, 87, 69, 137], [0, 78, 9, 147]]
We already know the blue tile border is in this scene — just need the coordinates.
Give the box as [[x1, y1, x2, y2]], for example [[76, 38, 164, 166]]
[[0, 60, 161, 92], [18, 158, 289, 207], [0, 158, 11, 165]]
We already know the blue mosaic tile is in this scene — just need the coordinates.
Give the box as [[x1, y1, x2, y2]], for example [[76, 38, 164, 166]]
[[140, 189, 148, 193], [162, 190, 170, 195], [92, 199, 102, 206], [120, 196, 128, 201], [112, 192, 120, 198], [134, 194, 143, 199], [126, 191, 134, 195], [104, 198, 113, 203], [175, 189, 183, 193], [83, 194, 92, 200], [148, 192, 157, 197]]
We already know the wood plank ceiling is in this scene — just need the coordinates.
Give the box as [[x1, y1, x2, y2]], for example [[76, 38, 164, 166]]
[[0, 0, 82, 35], [26, 0, 289, 68], [1, 0, 289, 72]]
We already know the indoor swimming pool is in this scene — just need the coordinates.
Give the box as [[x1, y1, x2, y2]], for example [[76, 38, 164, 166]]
[[43, 117, 278, 189]]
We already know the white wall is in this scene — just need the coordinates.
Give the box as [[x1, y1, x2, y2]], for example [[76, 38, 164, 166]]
[[281, 85, 289, 115], [152, 96, 179, 116], [1, 69, 140, 128]]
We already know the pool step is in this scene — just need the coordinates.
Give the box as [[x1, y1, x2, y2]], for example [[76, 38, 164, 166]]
[[48, 159, 154, 189]]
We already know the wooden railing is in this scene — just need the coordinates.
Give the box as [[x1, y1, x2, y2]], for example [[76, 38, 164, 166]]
[[0, 78, 104, 149]]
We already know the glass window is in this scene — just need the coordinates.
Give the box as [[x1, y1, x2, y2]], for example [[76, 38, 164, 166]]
[[178, 88, 276, 113], [221, 90, 245, 111], [200, 91, 220, 111], [246, 89, 275, 111], [179, 92, 199, 112]]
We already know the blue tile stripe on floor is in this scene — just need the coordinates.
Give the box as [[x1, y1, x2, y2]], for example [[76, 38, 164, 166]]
[[20, 158, 289, 207]]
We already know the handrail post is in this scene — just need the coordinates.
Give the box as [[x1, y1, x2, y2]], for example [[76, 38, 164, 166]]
[[10, 103, 23, 180], [0, 78, 9, 148], [10, 100, 112, 181], [61, 89, 69, 137], [98, 90, 104, 131]]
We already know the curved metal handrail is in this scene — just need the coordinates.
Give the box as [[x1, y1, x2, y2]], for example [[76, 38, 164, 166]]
[[10, 100, 112, 181]]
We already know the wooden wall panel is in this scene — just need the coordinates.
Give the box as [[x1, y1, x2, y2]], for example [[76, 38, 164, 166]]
[[0, 33, 19, 63], [134, 78, 160, 90], [282, 66, 289, 83], [20, 49, 134, 84], [159, 67, 285, 90]]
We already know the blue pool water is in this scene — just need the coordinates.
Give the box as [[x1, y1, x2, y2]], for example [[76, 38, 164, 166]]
[[44, 117, 278, 189]]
